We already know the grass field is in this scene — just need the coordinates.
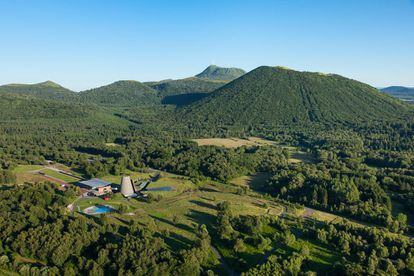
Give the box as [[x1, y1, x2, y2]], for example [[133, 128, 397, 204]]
[[230, 173, 272, 192], [74, 177, 284, 248], [289, 151, 315, 164], [12, 165, 44, 173], [11, 164, 83, 185], [40, 169, 80, 183], [192, 137, 315, 164], [49, 164, 83, 177], [14, 172, 49, 184], [12, 165, 51, 184], [192, 137, 281, 148], [192, 138, 259, 148]]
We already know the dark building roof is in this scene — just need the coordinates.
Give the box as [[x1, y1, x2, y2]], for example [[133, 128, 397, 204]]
[[79, 178, 111, 189]]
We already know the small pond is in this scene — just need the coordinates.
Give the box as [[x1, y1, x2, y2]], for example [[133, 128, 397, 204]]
[[145, 186, 173, 192]]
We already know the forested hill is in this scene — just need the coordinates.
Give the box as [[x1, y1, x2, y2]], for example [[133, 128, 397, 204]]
[[146, 66, 245, 105], [180, 66, 410, 128], [0, 81, 76, 100], [195, 65, 246, 81], [381, 86, 414, 103], [79, 80, 160, 106], [147, 77, 226, 97], [0, 93, 93, 120]]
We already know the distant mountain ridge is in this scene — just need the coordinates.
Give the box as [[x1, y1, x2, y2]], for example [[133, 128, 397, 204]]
[[0, 81, 76, 100], [146, 65, 246, 105], [79, 80, 160, 106], [1, 66, 411, 123], [381, 86, 414, 103], [0, 93, 91, 120], [195, 65, 246, 81], [0, 65, 246, 106], [180, 66, 409, 128], [147, 77, 226, 97]]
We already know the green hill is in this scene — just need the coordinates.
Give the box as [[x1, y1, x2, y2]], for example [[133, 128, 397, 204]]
[[381, 86, 414, 103], [195, 65, 246, 81], [0, 81, 76, 100], [148, 77, 226, 97], [0, 93, 91, 120], [180, 66, 410, 128], [79, 80, 160, 106], [147, 65, 245, 105], [147, 77, 226, 105]]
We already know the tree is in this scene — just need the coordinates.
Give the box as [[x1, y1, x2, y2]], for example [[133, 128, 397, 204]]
[[118, 204, 128, 214], [300, 244, 310, 258], [367, 252, 379, 275], [234, 239, 246, 253], [385, 259, 398, 276], [172, 214, 181, 225], [396, 213, 408, 233], [283, 231, 296, 246]]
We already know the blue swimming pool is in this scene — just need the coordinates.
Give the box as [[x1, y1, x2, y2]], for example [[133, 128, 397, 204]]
[[84, 205, 115, 215]]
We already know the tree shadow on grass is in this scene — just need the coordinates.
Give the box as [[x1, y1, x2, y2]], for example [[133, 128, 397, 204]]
[[155, 231, 194, 250], [189, 199, 217, 210], [242, 173, 272, 194], [149, 214, 195, 233], [186, 209, 217, 229], [199, 187, 220, 193]]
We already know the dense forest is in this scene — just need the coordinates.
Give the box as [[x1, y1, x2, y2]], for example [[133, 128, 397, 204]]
[[1, 65, 414, 275]]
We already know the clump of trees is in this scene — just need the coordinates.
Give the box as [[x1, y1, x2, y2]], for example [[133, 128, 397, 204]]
[[309, 221, 414, 275]]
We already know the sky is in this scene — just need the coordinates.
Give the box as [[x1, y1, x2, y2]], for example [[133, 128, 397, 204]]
[[0, 0, 413, 91]]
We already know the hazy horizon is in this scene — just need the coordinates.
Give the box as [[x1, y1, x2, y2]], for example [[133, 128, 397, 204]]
[[0, 64, 412, 92]]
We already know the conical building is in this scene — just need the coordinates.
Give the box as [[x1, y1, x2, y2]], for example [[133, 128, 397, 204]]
[[120, 176, 136, 197]]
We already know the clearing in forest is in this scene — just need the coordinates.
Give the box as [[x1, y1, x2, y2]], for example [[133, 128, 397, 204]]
[[230, 172, 272, 191], [192, 137, 315, 164], [12, 164, 82, 185], [192, 137, 278, 148], [288, 151, 315, 164]]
